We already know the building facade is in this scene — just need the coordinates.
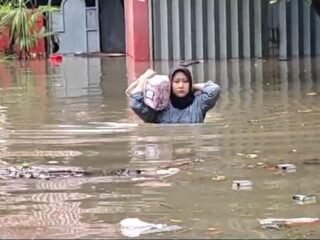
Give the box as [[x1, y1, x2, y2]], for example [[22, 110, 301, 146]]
[[150, 0, 320, 60], [37, 0, 320, 61]]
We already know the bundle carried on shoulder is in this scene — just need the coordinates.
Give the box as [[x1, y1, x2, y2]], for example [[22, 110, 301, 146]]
[[126, 69, 171, 111]]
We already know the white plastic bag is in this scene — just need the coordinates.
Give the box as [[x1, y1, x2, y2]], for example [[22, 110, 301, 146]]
[[120, 218, 182, 237]]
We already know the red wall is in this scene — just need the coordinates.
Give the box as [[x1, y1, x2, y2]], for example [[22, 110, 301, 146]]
[[124, 0, 150, 62]]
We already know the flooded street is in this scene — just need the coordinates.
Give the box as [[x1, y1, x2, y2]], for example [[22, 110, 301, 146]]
[[0, 57, 319, 239]]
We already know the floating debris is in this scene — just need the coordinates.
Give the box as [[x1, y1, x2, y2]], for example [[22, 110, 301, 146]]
[[0, 164, 180, 181], [236, 153, 258, 159], [259, 218, 320, 229], [131, 176, 157, 182], [120, 218, 182, 237], [159, 203, 173, 209], [155, 168, 180, 177], [170, 219, 183, 223], [248, 119, 260, 123], [293, 195, 317, 205], [276, 164, 297, 173], [236, 153, 245, 157], [212, 175, 226, 181], [179, 60, 200, 67], [232, 180, 253, 190], [305, 92, 318, 96], [297, 109, 313, 113], [261, 223, 285, 230], [194, 158, 205, 163], [246, 164, 255, 169], [47, 160, 59, 164], [207, 227, 222, 235]]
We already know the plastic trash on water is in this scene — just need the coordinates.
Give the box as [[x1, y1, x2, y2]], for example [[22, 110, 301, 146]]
[[130, 167, 180, 182], [49, 54, 63, 65], [293, 194, 317, 205], [276, 164, 296, 173], [259, 217, 320, 229], [232, 180, 253, 190], [156, 167, 180, 177], [120, 218, 164, 229], [120, 218, 182, 237], [130, 176, 157, 182]]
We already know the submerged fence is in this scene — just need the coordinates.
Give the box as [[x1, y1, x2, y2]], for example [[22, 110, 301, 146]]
[[151, 0, 320, 60]]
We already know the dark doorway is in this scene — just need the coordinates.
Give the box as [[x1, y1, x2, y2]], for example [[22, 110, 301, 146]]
[[312, 0, 320, 16], [99, 0, 125, 53]]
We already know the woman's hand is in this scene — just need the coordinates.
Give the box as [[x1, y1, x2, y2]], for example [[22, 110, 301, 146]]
[[192, 82, 206, 91], [137, 68, 156, 83], [126, 68, 156, 96]]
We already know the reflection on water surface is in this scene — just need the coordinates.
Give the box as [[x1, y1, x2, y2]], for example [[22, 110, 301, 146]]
[[0, 57, 319, 238]]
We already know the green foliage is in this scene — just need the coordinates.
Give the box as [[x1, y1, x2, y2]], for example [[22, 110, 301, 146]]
[[0, 0, 58, 59]]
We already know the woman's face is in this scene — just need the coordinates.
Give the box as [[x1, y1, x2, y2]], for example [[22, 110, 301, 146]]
[[171, 71, 190, 98]]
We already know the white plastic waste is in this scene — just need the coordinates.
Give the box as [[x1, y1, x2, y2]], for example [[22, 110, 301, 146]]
[[131, 168, 180, 182], [120, 218, 182, 237], [232, 180, 253, 190], [156, 168, 180, 176], [293, 194, 317, 205], [259, 217, 320, 226], [276, 163, 297, 172]]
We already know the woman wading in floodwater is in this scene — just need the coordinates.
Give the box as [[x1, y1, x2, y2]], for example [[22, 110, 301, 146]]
[[126, 66, 221, 124]]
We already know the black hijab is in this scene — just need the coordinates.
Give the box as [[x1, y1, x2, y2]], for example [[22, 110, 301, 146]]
[[169, 66, 195, 109]]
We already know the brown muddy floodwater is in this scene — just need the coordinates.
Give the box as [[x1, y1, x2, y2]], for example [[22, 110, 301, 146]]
[[0, 57, 319, 239]]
